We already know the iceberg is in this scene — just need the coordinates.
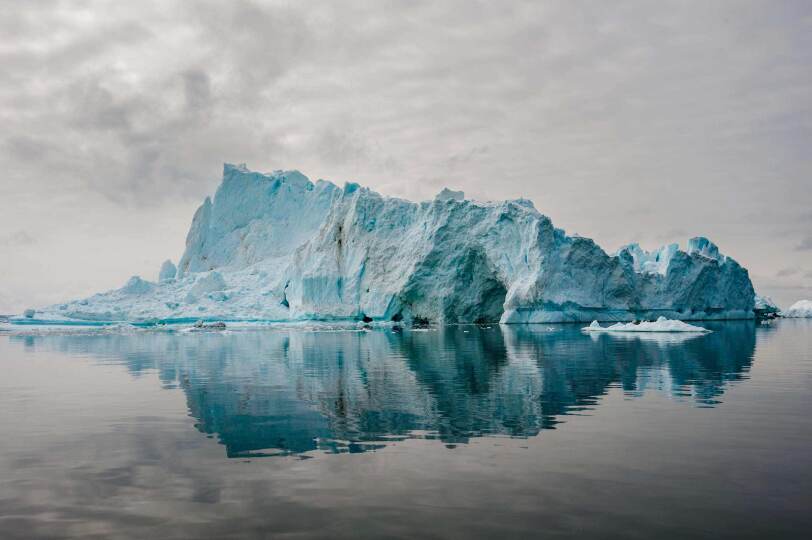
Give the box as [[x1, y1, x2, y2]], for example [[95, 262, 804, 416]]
[[20, 164, 757, 325], [754, 294, 780, 319], [781, 300, 812, 318], [583, 317, 710, 333]]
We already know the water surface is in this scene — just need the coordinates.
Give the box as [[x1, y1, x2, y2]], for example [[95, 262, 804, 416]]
[[1, 321, 810, 538]]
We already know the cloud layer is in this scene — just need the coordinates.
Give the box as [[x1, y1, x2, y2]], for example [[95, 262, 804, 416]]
[[1, 0, 811, 311]]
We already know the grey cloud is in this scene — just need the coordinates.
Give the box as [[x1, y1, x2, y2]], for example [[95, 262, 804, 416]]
[[315, 129, 368, 168], [4, 135, 56, 161], [0, 0, 320, 206], [67, 80, 139, 133], [776, 268, 800, 278], [445, 146, 490, 169], [4, 0, 811, 210], [0, 230, 36, 247], [182, 70, 212, 113], [796, 236, 812, 251], [1, 0, 812, 311], [183, 0, 315, 98], [653, 229, 690, 243]]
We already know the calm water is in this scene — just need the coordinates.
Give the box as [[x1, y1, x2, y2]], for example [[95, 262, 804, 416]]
[[1, 320, 811, 539]]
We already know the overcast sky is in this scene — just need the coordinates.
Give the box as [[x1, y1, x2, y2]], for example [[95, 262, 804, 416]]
[[1, 0, 811, 313]]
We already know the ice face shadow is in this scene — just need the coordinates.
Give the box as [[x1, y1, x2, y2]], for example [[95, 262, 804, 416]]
[[10, 322, 756, 457]]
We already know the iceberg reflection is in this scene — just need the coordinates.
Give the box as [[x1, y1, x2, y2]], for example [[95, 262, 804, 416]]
[[11, 322, 756, 456]]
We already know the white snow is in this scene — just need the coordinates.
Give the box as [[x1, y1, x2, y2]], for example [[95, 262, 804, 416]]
[[583, 317, 711, 333], [18, 163, 757, 325], [781, 300, 812, 318]]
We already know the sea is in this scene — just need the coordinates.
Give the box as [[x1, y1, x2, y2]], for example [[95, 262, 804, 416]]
[[1, 319, 810, 539]]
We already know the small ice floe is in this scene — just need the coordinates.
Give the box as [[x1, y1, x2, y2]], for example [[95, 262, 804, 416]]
[[583, 316, 710, 333], [191, 320, 227, 330], [102, 323, 140, 334], [1, 322, 141, 336]]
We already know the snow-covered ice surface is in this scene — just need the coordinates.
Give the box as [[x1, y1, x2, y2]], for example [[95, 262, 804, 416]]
[[583, 317, 711, 333], [781, 300, 812, 318], [16, 163, 756, 326]]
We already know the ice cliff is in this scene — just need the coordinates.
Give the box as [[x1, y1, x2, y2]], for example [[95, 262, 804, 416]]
[[26, 163, 756, 324]]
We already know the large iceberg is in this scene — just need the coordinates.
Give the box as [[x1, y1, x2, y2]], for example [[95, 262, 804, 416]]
[[23, 164, 756, 324]]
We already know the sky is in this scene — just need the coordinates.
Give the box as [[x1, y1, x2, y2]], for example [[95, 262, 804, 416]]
[[1, 0, 811, 313]]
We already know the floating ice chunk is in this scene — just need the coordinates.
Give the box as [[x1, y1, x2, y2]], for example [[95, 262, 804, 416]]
[[583, 316, 710, 333], [781, 300, 812, 318], [159, 259, 177, 281], [24, 308, 35, 318], [194, 320, 227, 330], [180, 320, 227, 332], [102, 323, 140, 334]]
